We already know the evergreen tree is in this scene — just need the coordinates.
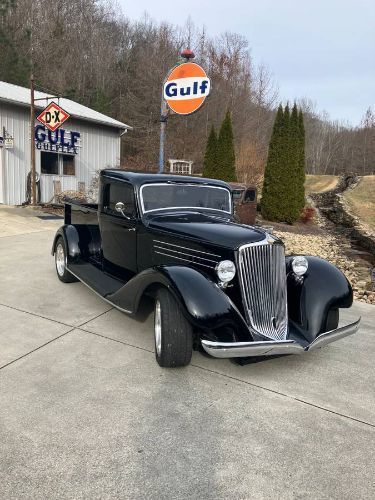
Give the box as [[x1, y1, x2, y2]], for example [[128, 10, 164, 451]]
[[286, 102, 303, 221], [261, 104, 284, 221], [202, 125, 218, 178], [91, 88, 111, 114], [261, 103, 304, 223], [298, 109, 306, 210], [217, 111, 237, 182]]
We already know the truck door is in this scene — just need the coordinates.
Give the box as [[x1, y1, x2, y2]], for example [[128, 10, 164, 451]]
[[99, 180, 138, 279]]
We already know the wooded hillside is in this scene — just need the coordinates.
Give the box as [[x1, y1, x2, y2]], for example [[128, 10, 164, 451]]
[[1, 0, 374, 179]]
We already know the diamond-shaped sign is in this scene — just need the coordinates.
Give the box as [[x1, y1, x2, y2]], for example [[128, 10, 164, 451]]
[[36, 102, 70, 132]]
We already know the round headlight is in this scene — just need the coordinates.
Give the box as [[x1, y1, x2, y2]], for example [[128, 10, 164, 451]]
[[292, 256, 308, 276], [216, 260, 236, 283]]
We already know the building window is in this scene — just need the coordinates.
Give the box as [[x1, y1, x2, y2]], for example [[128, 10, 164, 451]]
[[41, 152, 59, 175], [62, 154, 75, 175], [244, 188, 256, 203], [174, 163, 190, 174], [40, 152, 75, 176]]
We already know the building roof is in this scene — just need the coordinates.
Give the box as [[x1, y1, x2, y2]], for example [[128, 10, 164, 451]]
[[0, 81, 131, 130]]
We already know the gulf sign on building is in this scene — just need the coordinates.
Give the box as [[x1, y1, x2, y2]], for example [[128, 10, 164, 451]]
[[163, 62, 211, 115]]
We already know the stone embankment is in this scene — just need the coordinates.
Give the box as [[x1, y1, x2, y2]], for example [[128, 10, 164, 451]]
[[259, 173, 374, 304], [274, 225, 374, 305], [311, 175, 375, 256], [308, 175, 374, 304]]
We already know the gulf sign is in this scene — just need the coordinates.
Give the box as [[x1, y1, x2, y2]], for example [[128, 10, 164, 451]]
[[163, 62, 211, 115]]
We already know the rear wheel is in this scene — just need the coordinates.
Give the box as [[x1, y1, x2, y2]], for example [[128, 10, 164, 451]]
[[55, 237, 78, 283], [154, 288, 193, 367]]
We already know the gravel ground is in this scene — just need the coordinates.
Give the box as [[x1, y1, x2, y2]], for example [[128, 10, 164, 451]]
[[275, 229, 374, 302]]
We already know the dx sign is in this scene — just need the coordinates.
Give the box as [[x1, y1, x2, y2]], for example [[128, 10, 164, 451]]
[[36, 102, 70, 132]]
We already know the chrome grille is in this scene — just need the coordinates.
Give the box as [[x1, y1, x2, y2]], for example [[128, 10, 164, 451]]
[[237, 241, 288, 340]]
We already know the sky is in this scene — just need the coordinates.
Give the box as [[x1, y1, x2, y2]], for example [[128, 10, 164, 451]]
[[119, 0, 374, 126]]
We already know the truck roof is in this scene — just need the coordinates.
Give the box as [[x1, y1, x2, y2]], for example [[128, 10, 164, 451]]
[[101, 169, 231, 189]]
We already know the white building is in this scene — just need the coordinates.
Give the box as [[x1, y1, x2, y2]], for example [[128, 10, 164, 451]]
[[0, 81, 131, 205], [168, 159, 193, 175]]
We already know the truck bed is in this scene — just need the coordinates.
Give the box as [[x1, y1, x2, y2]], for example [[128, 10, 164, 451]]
[[64, 199, 98, 225], [64, 200, 101, 265]]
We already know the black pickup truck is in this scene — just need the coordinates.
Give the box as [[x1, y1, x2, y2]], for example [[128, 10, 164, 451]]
[[52, 170, 360, 367]]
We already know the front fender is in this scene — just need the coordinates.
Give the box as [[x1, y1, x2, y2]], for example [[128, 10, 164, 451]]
[[286, 256, 353, 342], [106, 265, 251, 340], [51, 225, 81, 263]]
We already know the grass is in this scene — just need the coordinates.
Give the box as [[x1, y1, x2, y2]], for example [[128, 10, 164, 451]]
[[305, 174, 339, 194], [343, 176, 375, 232]]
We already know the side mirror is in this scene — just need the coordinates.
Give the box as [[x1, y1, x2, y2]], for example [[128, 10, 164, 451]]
[[115, 201, 131, 220]]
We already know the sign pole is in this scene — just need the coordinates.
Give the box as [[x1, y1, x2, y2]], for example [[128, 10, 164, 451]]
[[158, 97, 168, 174], [30, 74, 36, 205]]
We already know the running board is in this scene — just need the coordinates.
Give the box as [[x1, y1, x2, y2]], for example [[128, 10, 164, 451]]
[[68, 262, 125, 298]]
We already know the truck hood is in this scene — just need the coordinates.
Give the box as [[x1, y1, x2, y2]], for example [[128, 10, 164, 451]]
[[145, 211, 267, 249]]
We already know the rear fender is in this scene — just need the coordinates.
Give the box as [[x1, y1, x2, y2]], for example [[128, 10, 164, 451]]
[[286, 256, 353, 342], [51, 225, 81, 263], [107, 265, 251, 340]]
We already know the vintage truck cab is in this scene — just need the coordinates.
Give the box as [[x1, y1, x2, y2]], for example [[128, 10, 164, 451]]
[[52, 170, 360, 367], [229, 182, 257, 225]]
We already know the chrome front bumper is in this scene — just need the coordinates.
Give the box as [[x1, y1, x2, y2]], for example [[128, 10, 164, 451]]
[[201, 318, 361, 358]]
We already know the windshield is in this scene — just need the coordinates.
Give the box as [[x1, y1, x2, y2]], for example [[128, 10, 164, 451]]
[[140, 183, 232, 214]]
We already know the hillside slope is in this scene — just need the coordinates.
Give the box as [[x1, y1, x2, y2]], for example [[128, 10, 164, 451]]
[[305, 175, 339, 194], [343, 176, 375, 232]]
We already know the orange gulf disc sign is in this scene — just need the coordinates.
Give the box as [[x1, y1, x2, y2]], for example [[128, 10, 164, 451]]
[[163, 62, 211, 115]]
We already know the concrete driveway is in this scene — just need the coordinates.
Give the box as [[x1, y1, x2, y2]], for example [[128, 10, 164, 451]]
[[0, 209, 374, 499]]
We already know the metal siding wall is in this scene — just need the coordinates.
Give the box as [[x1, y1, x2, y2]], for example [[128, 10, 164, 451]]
[[39, 119, 121, 203], [0, 102, 30, 205], [0, 103, 121, 205]]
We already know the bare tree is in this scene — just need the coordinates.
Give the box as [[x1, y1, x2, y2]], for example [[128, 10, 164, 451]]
[[4, 0, 373, 176]]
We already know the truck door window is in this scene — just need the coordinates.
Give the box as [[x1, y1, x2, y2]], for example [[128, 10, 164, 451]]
[[232, 189, 243, 201], [244, 189, 256, 203], [104, 182, 135, 216]]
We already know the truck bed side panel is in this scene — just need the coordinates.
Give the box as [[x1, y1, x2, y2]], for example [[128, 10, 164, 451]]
[[64, 201, 101, 262]]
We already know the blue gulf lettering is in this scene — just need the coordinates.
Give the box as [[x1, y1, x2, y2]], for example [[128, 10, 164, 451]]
[[59, 129, 70, 147], [48, 129, 59, 144], [180, 86, 191, 96], [70, 131, 80, 147], [199, 80, 208, 94], [165, 82, 177, 97], [34, 125, 46, 142]]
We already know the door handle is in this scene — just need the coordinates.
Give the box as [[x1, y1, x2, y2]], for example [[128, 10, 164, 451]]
[[127, 227, 136, 232]]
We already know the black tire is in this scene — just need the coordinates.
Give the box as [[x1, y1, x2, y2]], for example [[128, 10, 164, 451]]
[[154, 288, 193, 367], [54, 236, 78, 283], [325, 308, 339, 332]]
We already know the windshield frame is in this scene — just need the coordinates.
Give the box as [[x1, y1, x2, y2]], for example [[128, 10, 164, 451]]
[[139, 182, 233, 215]]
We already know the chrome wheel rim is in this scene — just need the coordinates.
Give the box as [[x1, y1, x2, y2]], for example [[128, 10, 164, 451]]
[[154, 300, 162, 356], [55, 243, 66, 276]]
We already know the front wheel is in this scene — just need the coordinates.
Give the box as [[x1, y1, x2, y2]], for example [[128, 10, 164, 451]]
[[154, 288, 193, 367]]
